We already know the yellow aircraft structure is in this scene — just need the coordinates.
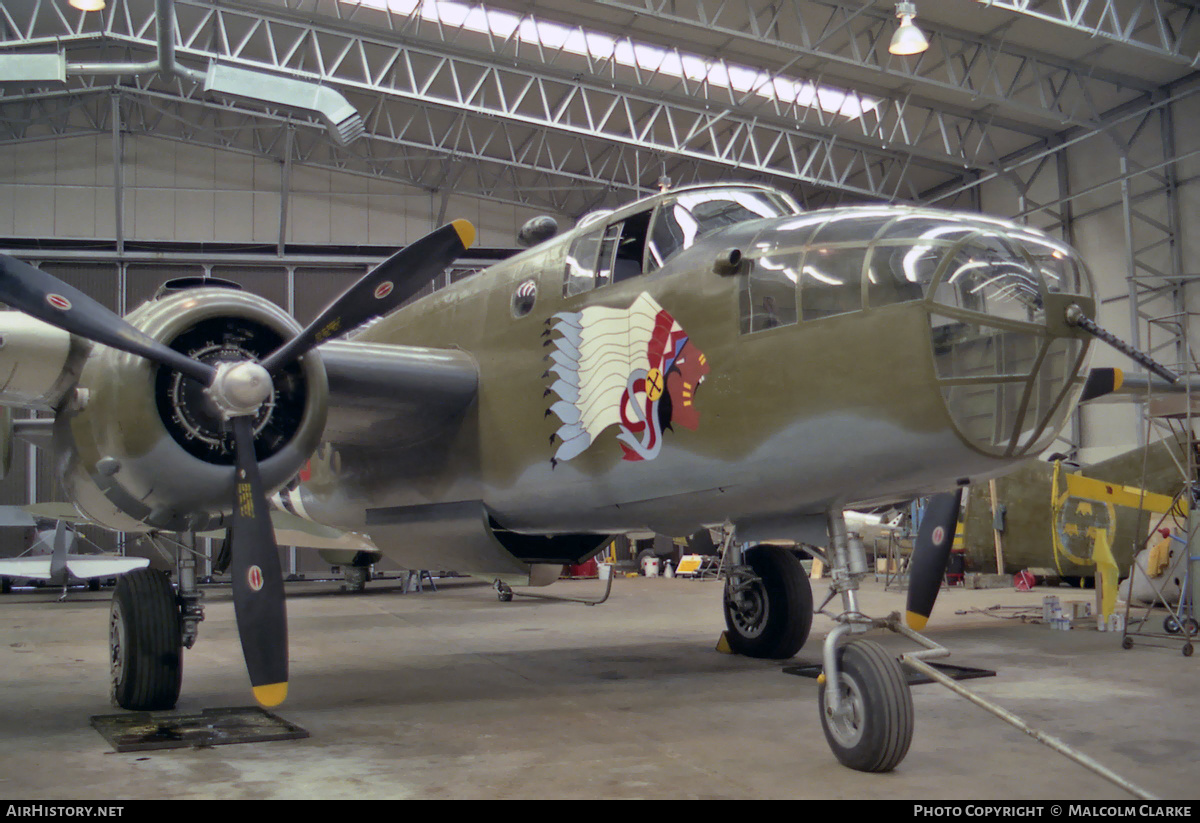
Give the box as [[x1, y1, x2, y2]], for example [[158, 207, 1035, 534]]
[[962, 436, 1188, 620]]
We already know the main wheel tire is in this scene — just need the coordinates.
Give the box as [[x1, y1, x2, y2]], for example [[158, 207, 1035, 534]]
[[110, 568, 183, 711], [722, 545, 813, 659], [819, 639, 914, 772]]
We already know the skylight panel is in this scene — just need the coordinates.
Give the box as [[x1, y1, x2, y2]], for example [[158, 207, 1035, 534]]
[[343, 0, 881, 119]]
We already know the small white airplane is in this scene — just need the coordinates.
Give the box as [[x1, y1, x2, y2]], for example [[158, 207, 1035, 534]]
[[0, 519, 148, 597]]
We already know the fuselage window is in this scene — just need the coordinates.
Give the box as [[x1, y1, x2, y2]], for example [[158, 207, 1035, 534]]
[[800, 246, 864, 321], [867, 244, 930, 307], [938, 234, 1045, 325], [739, 254, 799, 333]]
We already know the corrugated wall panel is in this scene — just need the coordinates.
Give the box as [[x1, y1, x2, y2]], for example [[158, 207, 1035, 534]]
[[293, 267, 366, 325]]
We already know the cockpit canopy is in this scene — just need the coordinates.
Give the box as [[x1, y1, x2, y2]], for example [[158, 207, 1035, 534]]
[[565, 185, 799, 296], [742, 207, 1090, 327], [742, 206, 1095, 458]]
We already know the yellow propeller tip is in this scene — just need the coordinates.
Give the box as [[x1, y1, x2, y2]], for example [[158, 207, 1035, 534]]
[[451, 219, 476, 250], [1112, 367, 1124, 392], [906, 611, 929, 631], [253, 682, 288, 707]]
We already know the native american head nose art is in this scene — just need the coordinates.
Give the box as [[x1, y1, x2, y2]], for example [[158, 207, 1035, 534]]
[[544, 293, 709, 465]]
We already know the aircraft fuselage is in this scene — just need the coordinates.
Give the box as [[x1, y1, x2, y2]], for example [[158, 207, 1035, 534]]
[[298, 185, 1096, 573]]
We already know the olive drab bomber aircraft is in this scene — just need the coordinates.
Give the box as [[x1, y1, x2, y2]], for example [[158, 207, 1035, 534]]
[[0, 182, 1167, 774]]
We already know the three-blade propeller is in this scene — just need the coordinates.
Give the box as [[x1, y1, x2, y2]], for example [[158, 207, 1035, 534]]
[[0, 219, 475, 705]]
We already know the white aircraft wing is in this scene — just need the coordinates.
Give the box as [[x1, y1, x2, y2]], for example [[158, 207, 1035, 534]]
[[64, 556, 150, 580], [0, 557, 55, 580]]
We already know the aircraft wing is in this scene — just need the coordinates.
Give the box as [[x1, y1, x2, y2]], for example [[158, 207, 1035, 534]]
[[319, 339, 479, 447], [3, 501, 376, 551], [0, 557, 55, 580], [0, 554, 148, 581], [198, 509, 379, 552], [63, 556, 150, 579]]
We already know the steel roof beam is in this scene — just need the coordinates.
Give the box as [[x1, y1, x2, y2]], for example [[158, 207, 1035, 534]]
[[0, 0, 1040, 200], [974, 0, 1200, 66], [577, 0, 1160, 127]]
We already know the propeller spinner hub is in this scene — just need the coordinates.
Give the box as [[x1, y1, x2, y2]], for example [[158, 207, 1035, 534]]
[[208, 361, 274, 419]]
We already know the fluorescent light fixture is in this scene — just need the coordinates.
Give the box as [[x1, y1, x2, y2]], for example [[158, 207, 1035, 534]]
[[889, 2, 929, 56], [344, 0, 880, 119], [69, 0, 106, 10]]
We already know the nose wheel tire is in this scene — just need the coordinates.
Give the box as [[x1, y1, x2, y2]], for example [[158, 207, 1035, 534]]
[[722, 544, 812, 659], [110, 568, 183, 711], [818, 639, 913, 772]]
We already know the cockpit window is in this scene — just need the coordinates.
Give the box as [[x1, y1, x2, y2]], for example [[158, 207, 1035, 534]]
[[565, 210, 653, 296], [564, 230, 603, 297], [740, 254, 799, 332], [568, 187, 796, 295], [650, 187, 798, 268]]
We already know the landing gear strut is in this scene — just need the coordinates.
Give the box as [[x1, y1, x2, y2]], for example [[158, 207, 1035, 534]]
[[717, 524, 911, 770], [814, 508, 916, 772]]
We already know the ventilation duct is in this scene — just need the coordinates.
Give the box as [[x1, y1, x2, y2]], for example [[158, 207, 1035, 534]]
[[0, 0, 363, 146]]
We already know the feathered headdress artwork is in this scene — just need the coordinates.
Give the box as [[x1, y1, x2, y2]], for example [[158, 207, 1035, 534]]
[[545, 293, 701, 464]]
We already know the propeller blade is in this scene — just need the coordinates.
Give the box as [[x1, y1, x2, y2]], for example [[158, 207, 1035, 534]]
[[0, 255, 216, 386], [261, 220, 475, 373], [905, 489, 963, 631], [229, 416, 288, 707], [1080, 367, 1124, 402]]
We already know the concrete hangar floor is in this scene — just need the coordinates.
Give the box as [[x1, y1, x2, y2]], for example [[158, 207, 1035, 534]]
[[0, 573, 1195, 800]]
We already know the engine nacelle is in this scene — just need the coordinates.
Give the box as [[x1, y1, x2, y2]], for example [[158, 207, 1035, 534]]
[[55, 285, 328, 533]]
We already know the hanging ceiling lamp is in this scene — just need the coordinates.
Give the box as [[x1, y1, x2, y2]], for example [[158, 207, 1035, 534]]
[[889, 1, 930, 56], [69, 0, 106, 10]]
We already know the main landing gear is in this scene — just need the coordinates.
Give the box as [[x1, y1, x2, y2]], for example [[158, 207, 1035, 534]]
[[722, 545, 812, 659], [109, 533, 205, 711], [110, 568, 182, 711], [721, 512, 914, 773]]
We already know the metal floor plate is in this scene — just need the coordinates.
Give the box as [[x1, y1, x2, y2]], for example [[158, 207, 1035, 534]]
[[783, 660, 996, 686], [90, 706, 309, 752]]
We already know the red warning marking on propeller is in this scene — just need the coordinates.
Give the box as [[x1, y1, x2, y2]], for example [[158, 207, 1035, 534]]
[[248, 565, 264, 592], [932, 526, 946, 545], [46, 294, 72, 311], [374, 281, 394, 300]]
